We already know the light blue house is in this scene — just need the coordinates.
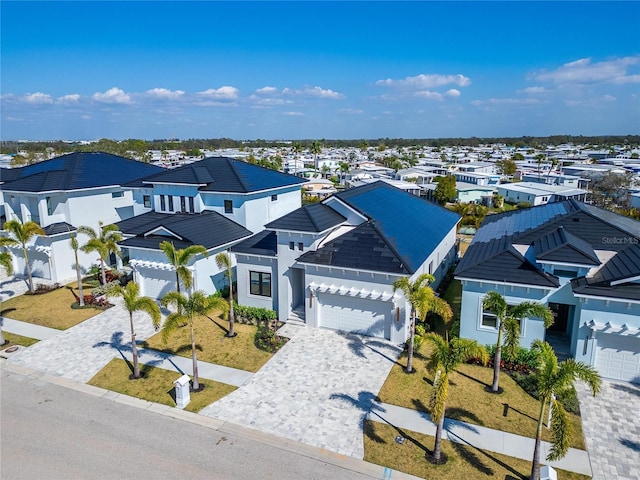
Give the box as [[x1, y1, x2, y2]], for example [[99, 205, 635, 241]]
[[455, 200, 640, 383]]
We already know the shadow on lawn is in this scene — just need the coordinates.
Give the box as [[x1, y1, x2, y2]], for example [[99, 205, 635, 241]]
[[446, 407, 485, 426], [455, 368, 490, 388], [367, 410, 432, 456], [207, 317, 229, 336]]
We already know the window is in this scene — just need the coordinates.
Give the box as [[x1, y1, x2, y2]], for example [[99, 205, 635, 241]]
[[180, 196, 186, 213], [168, 196, 174, 211], [143, 195, 151, 208], [111, 191, 124, 198], [289, 242, 295, 250], [481, 308, 498, 329], [46, 196, 53, 215], [224, 200, 233, 214], [298, 242, 304, 251], [160, 195, 166, 211], [250, 271, 271, 297], [271, 194, 278, 201], [189, 197, 195, 213]]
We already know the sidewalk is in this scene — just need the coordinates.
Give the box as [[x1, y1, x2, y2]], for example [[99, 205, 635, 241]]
[[367, 401, 592, 476]]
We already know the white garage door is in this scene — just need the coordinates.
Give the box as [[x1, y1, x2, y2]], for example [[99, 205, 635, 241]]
[[595, 333, 640, 383], [318, 294, 393, 339], [137, 267, 176, 300]]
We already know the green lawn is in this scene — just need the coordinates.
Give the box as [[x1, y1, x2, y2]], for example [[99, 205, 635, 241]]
[[364, 420, 589, 480], [377, 345, 586, 450], [88, 358, 236, 412], [142, 314, 276, 372], [2, 331, 39, 348], [0, 281, 105, 329]]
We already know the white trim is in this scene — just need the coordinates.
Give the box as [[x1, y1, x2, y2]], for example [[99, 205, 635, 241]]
[[585, 320, 640, 337], [456, 276, 556, 291], [296, 260, 406, 278], [574, 292, 640, 305], [144, 226, 182, 240], [611, 275, 640, 286]]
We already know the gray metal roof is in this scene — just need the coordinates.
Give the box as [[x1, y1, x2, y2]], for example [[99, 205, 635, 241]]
[[266, 203, 346, 232]]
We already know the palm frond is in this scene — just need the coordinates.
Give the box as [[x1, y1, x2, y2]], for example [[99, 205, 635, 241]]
[[429, 370, 449, 423], [0, 252, 14, 276], [547, 399, 571, 461], [502, 316, 521, 361], [162, 312, 187, 343]]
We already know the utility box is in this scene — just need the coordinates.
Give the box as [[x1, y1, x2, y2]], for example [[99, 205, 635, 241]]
[[174, 374, 191, 409], [540, 465, 557, 480]]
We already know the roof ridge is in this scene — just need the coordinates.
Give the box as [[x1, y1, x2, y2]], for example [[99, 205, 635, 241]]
[[305, 204, 322, 232], [367, 219, 413, 274], [226, 157, 249, 192]]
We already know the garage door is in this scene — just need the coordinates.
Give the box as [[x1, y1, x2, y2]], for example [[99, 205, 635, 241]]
[[137, 267, 176, 300], [318, 294, 392, 339], [595, 333, 640, 383]]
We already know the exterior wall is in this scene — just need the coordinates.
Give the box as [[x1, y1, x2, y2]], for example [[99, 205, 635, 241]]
[[457, 188, 493, 204], [497, 186, 546, 206], [573, 297, 640, 366], [235, 254, 278, 312], [131, 187, 156, 216], [411, 227, 458, 290], [459, 280, 550, 349], [152, 184, 200, 214]]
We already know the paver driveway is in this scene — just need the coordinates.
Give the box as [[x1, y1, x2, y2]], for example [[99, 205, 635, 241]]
[[577, 379, 640, 480], [199, 325, 403, 459]]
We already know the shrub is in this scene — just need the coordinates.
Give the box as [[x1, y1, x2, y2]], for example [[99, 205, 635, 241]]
[[91, 280, 120, 297], [72, 294, 113, 310], [473, 345, 539, 374], [233, 304, 277, 325], [254, 322, 288, 352], [509, 371, 580, 414]]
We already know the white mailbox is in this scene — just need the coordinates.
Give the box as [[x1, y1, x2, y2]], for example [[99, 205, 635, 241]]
[[174, 374, 191, 409], [540, 465, 557, 480]]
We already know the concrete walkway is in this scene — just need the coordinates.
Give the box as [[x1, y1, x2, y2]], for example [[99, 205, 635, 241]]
[[367, 401, 592, 476]]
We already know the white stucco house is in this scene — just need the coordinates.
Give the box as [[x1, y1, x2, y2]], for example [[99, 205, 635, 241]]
[[233, 181, 461, 344], [116, 156, 307, 298], [455, 200, 640, 383], [0, 152, 164, 283], [497, 182, 587, 206]]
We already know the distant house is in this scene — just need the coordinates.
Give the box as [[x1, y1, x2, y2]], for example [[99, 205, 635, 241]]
[[234, 182, 460, 343], [116, 157, 307, 298], [0, 152, 164, 282], [497, 182, 587, 206], [455, 200, 640, 383]]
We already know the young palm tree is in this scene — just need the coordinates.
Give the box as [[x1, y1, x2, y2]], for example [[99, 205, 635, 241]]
[[161, 290, 227, 391], [159, 241, 208, 296], [424, 333, 488, 464], [3, 219, 46, 293], [482, 291, 554, 393], [78, 221, 122, 285], [215, 251, 236, 337], [108, 282, 161, 379], [69, 232, 85, 306], [393, 274, 453, 373], [529, 340, 601, 480]]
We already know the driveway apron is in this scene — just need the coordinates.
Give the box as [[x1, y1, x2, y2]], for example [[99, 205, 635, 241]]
[[199, 326, 403, 459], [576, 380, 640, 480], [6, 299, 160, 383]]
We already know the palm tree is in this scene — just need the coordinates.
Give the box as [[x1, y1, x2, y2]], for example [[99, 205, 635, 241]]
[[393, 274, 453, 373], [338, 161, 350, 185], [161, 290, 227, 391], [108, 282, 161, 379], [423, 333, 488, 464], [0, 237, 15, 276], [78, 221, 122, 285], [310, 140, 322, 169], [69, 232, 85, 306], [529, 340, 601, 480], [215, 251, 236, 337], [482, 291, 554, 393], [159, 241, 208, 297], [3, 219, 46, 294]]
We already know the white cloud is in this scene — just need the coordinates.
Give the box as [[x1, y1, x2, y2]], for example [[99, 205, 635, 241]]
[[146, 88, 185, 100], [255, 86, 278, 94], [376, 73, 471, 89], [519, 86, 546, 94], [24, 92, 53, 104], [602, 94, 616, 102], [445, 89, 461, 97], [339, 108, 363, 114], [472, 98, 540, 106], [198, 86, 239, 100], [57, 94, 80, 103], [283, 111, 304, 116], [92, 87, 131, 104], [534, 56, 640, 85], [415, 90, 443, 100], [282, 86, 345, 99]]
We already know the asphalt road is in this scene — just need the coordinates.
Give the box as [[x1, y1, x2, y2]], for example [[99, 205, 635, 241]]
[[0, 366, 388, 480]]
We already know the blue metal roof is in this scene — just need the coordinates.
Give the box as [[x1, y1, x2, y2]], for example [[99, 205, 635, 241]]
[[0, 152, 164, 192], [136, 157, 306, 193], [335, 182, 460, 273]]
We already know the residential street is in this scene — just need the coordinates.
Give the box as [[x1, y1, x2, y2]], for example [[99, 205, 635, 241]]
[[0, 366, 388, 480]]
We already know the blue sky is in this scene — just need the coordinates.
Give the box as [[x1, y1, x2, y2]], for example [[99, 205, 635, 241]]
[[2, 1, 639, 141]]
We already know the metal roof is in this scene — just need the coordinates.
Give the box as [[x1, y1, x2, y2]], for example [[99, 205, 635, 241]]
[[266, 203, 346, 232], [0, 152, 164, 192], [134, 157, 306, 193]]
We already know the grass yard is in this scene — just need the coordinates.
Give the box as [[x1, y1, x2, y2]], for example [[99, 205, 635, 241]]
[[0, 281, 104, 329], [88, 358, 236, 413], [142, 314, 275, 372], [377, 345, 586, 451], [364, 420, 589, 480], [1, 331, 39, 348]]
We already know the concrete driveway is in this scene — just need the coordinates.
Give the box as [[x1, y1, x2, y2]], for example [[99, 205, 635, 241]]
[[199, 325, 403, 459], [577, 379, 640, 479]]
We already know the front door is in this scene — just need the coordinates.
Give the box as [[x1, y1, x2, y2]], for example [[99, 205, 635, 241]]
[[547, 303, 570, 334]]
